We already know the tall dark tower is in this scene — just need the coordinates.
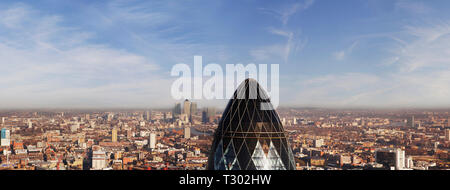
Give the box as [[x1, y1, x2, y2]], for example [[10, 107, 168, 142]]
[[207, 79, 295, 170]]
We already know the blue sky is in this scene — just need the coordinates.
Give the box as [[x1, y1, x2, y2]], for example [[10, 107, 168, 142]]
[[1, 0, 450, 109]]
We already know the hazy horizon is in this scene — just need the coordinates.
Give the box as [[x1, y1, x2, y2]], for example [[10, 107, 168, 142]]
[[1, 105, 450, 111]]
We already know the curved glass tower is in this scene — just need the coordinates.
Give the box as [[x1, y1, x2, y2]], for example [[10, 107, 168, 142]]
[[207, 79, 296, 170]]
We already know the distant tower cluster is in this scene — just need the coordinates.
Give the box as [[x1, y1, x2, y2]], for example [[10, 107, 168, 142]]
[[173, 99, 199, 123]]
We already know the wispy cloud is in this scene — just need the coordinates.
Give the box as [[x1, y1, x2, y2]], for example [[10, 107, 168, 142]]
[[254, 1, 314, 63], [392, 22, 450, 72], [270, 28, 295, 63], [395, 0, 432, 14], [260, 0, 315, 26], [286, 21, 450, 108], [333, 41, 359, 61], [106, 0, 171, 25], [250, 28, 307, 64], [0, 3, 30, 28], [250, 44, 287, 62]]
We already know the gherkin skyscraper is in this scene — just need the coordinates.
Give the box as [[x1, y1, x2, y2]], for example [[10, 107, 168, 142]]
[[207, 79, 296, 170]]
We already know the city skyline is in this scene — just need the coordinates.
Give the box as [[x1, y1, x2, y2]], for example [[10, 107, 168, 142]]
[[1, 104, 449, 170], [1, 0, 450, 109]]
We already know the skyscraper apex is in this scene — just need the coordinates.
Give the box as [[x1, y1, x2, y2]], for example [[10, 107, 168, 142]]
[[207, 79, 295, 170]]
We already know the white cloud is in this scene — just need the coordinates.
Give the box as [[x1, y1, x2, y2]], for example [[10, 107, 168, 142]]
[[0, 3, 31, 28], [269, 28, 292, 38], [333, 51, 346, 61], [0, 3, 171, 108]]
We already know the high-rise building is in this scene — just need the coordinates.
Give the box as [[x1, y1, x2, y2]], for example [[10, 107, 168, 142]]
[[340, 155, 352, 166], [395, 149, 405, 170], [434, 142, 440, 150], [127, 130, 133, 139], [149, 133, 156, 149], [207, 79, 296, 170], [92, 149, 107, 170], [407, 116, 415, 128], [202, 110, 208, 123], [112, 128, 118, 142], [1, 128, 10, 147], [375, 148, 406, 170], [173, 103, 182, 117], [145, 111, 151, 121], [202, 107, 216, 124], [1, 117, 5, 124], [28, 120, 33, 129], [445, 129, 450, 141], [190, 102, 197, 115], [314, 139, 324, 148], [183, 99, 191, 119], [207, 107, 215, 122], [405, 156, 413, 169], [164, 112, 172, 120], [107, 113, 114, 122], [184, 127, 191, 139], [71, 123, 79, 132]]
